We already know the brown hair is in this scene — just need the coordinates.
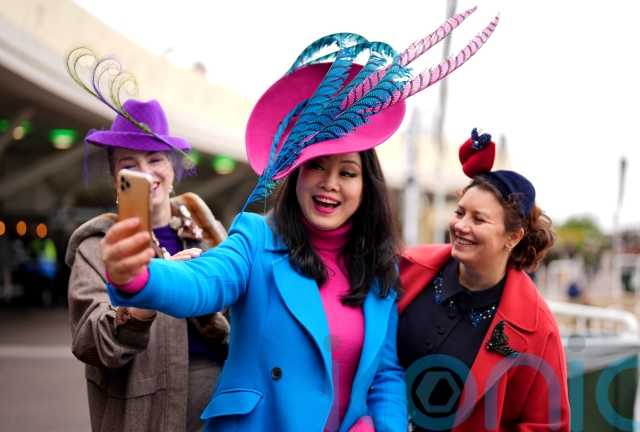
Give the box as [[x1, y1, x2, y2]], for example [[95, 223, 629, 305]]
[[463, 176, 555, 272]]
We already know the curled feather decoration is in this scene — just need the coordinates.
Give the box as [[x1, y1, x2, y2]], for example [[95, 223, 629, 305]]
[[66, 47, 192, 168], [67, 48, 140, 127]]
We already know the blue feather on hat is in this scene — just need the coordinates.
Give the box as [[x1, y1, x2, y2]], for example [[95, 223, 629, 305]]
[[245, 7, 500, 207]]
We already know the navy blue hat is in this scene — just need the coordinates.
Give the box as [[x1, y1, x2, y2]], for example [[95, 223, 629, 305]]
[[459, 128, 536, 218], [480, 170, 536, 218]]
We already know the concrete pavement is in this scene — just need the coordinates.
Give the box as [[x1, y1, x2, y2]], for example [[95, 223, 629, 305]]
[[0, 307, 90, 432]]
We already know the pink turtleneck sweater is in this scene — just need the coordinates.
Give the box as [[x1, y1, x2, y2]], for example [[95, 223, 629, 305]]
[[304, 220, 365, 432]]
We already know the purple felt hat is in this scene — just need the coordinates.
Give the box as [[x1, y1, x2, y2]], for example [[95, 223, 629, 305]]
[[85, 99, 190, 152]]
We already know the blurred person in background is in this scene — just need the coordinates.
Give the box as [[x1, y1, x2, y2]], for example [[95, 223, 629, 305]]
[[397, 129, 570, 431], [65, 80, 229, 431]]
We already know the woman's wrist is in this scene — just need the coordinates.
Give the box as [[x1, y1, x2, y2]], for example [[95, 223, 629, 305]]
[[106, 267, 150, 294]]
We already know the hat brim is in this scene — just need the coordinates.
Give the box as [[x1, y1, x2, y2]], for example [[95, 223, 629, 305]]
[[245, 63, 406, 178], [86, 130, 190, 152]]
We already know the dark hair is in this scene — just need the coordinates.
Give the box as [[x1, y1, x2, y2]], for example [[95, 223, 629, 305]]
[[106, 148, 187, 181], [272, 149, 400, 306], [464, 176, 555, 272]]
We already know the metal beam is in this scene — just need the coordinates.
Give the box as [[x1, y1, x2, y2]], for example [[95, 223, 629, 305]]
[[430, 0, 457, 244]]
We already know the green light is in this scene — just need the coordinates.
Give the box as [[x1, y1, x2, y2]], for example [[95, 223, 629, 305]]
[[0, 119, 31, 135], [212, 155, 236, 174], [186, 149, 202, 167], [20, 120, 32, 134], [49, 129, 78, 149]]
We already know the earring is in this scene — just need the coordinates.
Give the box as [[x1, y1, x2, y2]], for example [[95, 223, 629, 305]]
[[169, 185, 175, 196]]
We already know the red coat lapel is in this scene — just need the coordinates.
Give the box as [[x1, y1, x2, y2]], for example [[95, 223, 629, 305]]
[[398, 244, 451, 312]]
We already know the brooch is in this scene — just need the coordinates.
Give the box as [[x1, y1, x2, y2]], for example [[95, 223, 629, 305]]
[[485, 320, 519, 357]]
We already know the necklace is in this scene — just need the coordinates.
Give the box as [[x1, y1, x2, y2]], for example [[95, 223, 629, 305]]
[[432, 270, 498, 327]]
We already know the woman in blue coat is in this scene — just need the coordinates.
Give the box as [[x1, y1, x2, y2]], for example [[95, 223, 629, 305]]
[[102, 14, 498, 431]]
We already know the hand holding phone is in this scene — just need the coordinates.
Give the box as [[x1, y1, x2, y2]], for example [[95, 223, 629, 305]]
[[101, 217, 154, 285], [102, 169, 155, 285]]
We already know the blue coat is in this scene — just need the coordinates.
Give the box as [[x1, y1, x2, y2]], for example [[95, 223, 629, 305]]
[[108, 212, 407, 431]]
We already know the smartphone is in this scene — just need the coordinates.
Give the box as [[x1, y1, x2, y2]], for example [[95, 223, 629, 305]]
[[117, 169, 153, 236]]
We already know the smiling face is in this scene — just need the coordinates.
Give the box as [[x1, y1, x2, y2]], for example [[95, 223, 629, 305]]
[[449, 186, 522, 273], [111, 148, 175, 216], [295, 152, 363, 231]]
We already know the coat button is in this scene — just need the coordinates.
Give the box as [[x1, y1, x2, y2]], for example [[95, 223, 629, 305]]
[[271, 367, 282, 381], [437, 325, 445, 335]]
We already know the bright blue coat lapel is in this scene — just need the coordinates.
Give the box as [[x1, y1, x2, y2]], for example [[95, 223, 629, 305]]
[[271, 253, 396, 397], [351, 285, 395, 390], [272, 256, 333, 384]]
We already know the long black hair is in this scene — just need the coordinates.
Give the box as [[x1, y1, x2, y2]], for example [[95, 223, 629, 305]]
[[272, 149, 400, 306]]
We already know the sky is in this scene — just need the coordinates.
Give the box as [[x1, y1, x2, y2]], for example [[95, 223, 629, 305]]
[[74, 0, 640, 233]]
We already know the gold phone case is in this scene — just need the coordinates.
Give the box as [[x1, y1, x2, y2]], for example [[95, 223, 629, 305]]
[[117, 169, 153, 235]]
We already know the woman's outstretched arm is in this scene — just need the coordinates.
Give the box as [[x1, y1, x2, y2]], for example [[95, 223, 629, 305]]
[[105, 212, 264, 318]]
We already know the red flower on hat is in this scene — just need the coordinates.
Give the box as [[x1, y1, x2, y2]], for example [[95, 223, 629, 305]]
[[459, 128, 496, 178]]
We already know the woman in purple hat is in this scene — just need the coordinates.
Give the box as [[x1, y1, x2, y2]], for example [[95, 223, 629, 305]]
[[99, 9, 499, 432], [397, 129, 570, 431], [65, 91, 230, 431]]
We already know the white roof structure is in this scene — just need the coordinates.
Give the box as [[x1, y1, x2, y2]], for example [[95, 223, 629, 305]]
[[0, 1, 511, 232], [0, 0, 250, 159]]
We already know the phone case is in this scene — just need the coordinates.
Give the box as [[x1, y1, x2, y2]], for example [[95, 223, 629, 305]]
[[117, 169, 153, 235]]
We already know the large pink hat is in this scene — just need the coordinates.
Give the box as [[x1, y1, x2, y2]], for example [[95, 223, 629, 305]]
[[243, 7, 500, 205], [246, 63, 405, 179]]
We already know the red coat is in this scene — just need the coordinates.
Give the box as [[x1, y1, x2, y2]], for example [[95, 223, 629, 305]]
[[399, 245, 570, 431]]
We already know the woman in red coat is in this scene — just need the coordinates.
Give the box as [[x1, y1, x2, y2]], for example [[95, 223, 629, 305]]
[[397, 129, 570, 431]]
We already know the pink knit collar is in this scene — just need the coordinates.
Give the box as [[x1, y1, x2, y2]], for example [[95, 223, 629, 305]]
[[302, 217, 352, 253]]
